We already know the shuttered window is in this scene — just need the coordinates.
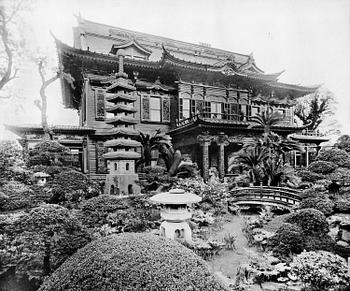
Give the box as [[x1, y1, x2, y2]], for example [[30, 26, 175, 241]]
[[141, 95, 171, 123]]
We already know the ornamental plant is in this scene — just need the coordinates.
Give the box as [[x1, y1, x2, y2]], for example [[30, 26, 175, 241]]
[[39, 233, 227, 291], [291, 250, 350, 290], [307, 160, 337, 174], [299, 197, 334, 216], [296, 169, 324, 183], [285, 208, 329, 235], [316, 148, 350, 168]]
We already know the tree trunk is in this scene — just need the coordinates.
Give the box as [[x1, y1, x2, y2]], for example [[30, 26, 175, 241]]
[[43, 238, 51, 276]]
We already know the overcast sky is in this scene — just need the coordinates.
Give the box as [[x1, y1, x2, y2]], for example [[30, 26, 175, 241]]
[[1, 0, 350, 140]]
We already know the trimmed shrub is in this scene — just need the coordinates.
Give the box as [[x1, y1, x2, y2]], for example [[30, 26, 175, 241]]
[[286, 208, 329, 235], [297, 169, 324, 183], [299, 197, 334, 216], [307, 160, 337, 174], [303, 234, 336, 252], [317, 148, 350, 168], [268, 223, 304, 259], [26, 141, 70, 168], [77, 195, 129, 228], [299, 188, 326, 199], [39, 233, 227, 291], [48, 170, 100, 203], [329, 167, 350, 183], [334, 199, 350, 213], [291, 250, 350, 290], [0, 181, 34, 211]]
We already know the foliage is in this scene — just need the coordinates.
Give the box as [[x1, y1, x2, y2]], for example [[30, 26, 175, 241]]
[[139, 166, 178, 193], [0, 181, 34, 211], [0, 204, 90, 283], [268, 223, 304, 259], [77, 195, 129, 228], [335, 134, 350, 153], [47, 170, 100, 204], [308, 160, 337, 174], [297, 169, 324, 183], [136, 129, 173, 168], [316, 148, 350, 168], [0, 140, 28, 185], [39, 233, 227, 291], [329, 167, 350, 183], [285, 208, 329, 235], [334, 198, 350, 213], [26, 141, 71, 168], [294, 90, 334, 130], [299, 196, 334, 216], [291, 250, 350, 290], [250, 108, 283, 133], [302, 233, 336, 252]]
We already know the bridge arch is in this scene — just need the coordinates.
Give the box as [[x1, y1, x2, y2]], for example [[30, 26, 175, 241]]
[[229, 186, 301, 210]]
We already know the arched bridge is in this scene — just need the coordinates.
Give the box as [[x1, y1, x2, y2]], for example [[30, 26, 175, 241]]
[[229, 186, 301, 209]]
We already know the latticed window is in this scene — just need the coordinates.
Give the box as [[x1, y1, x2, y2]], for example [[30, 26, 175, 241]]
[[141, 95, 171, 123]]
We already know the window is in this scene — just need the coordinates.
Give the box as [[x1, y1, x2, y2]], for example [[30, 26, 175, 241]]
[[114, 163, 118, 171], [141, 95, 171, 123], [182, 99, 190, 119], [251, 106, 260, 116], [211, 102, 222, 119], [203, 101, 211, 118], [150, 97, 161, 122], [126, 163, 130, 171]]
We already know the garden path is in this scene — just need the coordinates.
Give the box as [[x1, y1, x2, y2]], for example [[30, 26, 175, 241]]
[[210, 214, 257, 280]]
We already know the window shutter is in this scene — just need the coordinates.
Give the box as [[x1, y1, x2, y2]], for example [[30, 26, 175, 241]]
[[246, 105, 252, 119], [95, 89, 105, 120], [141, 95, 150, 120], [162, 97, 171, 122]]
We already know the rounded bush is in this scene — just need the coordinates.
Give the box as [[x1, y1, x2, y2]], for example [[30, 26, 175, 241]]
[[317, 148, 350, 168], [308, 160, 337, 174], [334, 199, 350, 213], [299, 197, 334, 216], [269, 223, 304, 258], [329, 167, 350, 183], [78, 195, 129, 227], [39, 233, 227, 291], [297, 169, 324, 183], [286, 208, 329, 234], [291, 250, 349, 290]]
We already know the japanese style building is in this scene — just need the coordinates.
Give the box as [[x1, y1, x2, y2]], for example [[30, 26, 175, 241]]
[[6, 17, 329, 190]]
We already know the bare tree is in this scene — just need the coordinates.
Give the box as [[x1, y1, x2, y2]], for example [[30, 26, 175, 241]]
[[0, 0, 25, 97], [33, 56, 75, 139]]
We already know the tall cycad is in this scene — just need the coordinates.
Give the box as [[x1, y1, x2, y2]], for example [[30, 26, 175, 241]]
[[250, 108, 283, 134], [137, 129, 174, 168]]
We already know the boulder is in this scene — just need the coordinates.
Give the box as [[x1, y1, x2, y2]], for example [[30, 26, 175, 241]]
[[341, 229, 350, 242], [337, 240, 349, 248]]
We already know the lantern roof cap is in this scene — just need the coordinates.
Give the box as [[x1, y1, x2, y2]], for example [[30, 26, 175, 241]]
[[33, 172, 50, 178], [150, 188, 202, 205]]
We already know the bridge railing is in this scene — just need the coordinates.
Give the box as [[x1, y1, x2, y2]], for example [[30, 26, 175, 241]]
[[229, 186, 301, 207]]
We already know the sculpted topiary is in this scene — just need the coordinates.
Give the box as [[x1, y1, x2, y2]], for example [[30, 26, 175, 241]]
[[39, 233, 227, 291]]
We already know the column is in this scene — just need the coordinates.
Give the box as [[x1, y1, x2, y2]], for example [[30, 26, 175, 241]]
[[197, 134, 212, 181], [305, 145, 309, 168], [216, 133, 229, 180]]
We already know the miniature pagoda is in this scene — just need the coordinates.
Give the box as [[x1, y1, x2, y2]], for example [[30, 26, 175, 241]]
[[150, 188, 201, 242], [5, 16, 328, 189], [103, 49, 141, 195]]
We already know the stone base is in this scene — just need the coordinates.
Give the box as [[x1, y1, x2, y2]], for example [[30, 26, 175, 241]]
[[104, 173, 141, 196], [160, 221, 192, 243]]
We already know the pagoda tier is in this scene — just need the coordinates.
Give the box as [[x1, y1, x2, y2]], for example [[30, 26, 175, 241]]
[[103, 151, 141, 160], [106, 104, 138, 114], [106, 93, 137, 102], [104, 139, 141, 148], [105, 116, 138, 125], [95, 127, 139, 137]]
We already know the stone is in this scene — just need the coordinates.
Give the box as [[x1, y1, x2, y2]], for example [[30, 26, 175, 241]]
[[341, 229, 350, 242], [337, 240, 349, 247]]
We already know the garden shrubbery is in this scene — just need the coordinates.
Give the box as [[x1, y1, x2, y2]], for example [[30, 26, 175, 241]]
[[285, 208, 329, 235], [316, 148, 350, 168], [299, 196, 334, 216], [0, 181, 35, 211], [291, 250, 350, 290], [296, 169, 324, 183], [308, 160, 337, 174], [39, 233, 227, 291]]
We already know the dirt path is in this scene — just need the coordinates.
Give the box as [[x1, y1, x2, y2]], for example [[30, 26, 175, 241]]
[[209, 215, 257, 280]]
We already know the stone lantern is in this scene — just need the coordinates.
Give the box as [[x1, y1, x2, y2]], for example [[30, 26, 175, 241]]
[[33, 172, 50, 186], [150, 188, 201, 243]]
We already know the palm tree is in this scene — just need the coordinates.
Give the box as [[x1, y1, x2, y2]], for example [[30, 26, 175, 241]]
[[237, 146, 269, 185], [250, 107, 284, 134], [136, 129, 174, 168]]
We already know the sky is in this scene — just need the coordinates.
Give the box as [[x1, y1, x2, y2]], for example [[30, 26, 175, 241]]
[[1, 0, 350, 140]]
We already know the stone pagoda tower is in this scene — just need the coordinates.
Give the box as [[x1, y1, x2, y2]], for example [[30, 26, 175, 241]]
[[103, 49, 141, 196]]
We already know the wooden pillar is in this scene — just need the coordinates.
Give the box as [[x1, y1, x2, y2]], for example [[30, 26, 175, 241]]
[[305, 145, 309, 168], [197, 134, 212, 181], [216, 133, 229, 180]]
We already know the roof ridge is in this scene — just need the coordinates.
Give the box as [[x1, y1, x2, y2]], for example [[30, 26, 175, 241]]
[[78, 17, 252, 59]]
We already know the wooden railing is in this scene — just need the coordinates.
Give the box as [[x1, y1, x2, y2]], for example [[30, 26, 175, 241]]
[[298, 129, 325, 137], [229, 186, 301, 208]]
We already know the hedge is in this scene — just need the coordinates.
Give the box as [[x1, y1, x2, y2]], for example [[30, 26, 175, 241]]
[[39, 233, 227, 291], [286, 208, 329, 235], [307, 160, 337, 174]]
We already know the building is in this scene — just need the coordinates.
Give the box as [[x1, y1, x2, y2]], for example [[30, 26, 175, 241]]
[[6, 16, 329, 188]]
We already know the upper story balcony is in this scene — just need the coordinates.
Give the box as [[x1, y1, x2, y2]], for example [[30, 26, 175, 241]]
[[290, 129, 329, 144]]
